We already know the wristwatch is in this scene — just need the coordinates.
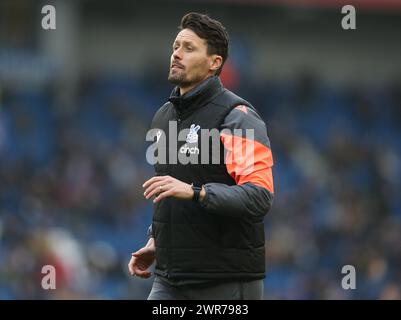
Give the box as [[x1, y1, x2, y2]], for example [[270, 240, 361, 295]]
[[191, 183, 202, 202]]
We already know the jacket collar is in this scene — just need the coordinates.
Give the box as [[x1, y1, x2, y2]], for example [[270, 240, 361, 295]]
[[168, 76, 223, 115]]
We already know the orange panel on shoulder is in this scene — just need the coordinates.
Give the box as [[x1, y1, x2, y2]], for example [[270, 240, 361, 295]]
[[221, 132, 274, 193]]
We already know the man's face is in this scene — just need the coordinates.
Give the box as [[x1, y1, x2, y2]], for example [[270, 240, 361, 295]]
[[168, 28, 214, 90]]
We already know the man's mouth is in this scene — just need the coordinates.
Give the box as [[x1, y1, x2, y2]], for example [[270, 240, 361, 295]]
[[171, 62, 184, 69]]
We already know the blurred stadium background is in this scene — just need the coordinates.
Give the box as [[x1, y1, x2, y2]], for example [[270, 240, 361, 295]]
[[1, 0, 401, 299]]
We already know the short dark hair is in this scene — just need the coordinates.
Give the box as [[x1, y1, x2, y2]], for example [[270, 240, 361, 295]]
[[179, 12, 229, 76]]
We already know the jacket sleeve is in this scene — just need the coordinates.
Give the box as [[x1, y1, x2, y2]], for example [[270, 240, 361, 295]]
[[199, 105, 275, 218]]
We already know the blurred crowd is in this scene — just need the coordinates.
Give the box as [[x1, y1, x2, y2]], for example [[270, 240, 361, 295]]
[[256, 75, 401, 299], [0, 71, 400, 299]]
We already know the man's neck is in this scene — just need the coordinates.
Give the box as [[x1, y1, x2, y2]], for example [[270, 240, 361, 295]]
[[179, 74, 214, 96], [179, 83, 197, 96]]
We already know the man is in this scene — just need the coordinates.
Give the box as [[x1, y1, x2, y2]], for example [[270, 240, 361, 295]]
[[128, 12, 274, 300]]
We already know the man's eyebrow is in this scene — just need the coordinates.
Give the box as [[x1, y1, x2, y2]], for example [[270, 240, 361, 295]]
[[173, 39, 196, 46]]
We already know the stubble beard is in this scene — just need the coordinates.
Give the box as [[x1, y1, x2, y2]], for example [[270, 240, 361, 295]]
[[168, 68, 193, 88], [168, 69, 187, 86], [168, 68, 206, 90]]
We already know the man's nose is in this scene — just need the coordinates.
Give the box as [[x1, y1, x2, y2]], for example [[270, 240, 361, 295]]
[[173, 48, 183, 60]]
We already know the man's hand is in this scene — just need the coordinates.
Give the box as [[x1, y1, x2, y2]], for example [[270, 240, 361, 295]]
[[128, 237, 156, 278], [143, 175, 194, 203]]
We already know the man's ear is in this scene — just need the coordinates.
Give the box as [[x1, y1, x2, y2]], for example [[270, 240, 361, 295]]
[[210, 55, 223, 72]]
